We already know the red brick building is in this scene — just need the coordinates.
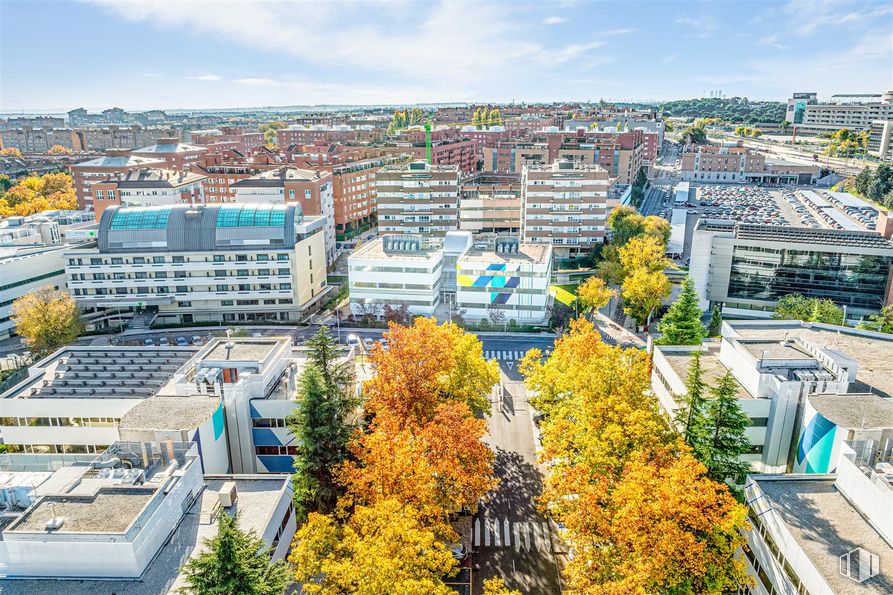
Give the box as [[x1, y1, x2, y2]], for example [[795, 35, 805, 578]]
[[132, 138, 208, 171], [191, 127, 265, 155], [70, 149, 166, 210], [88, 169, 206, 219]]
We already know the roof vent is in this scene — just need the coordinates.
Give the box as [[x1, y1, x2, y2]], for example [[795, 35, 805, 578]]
[[45, 517, 65, 531]]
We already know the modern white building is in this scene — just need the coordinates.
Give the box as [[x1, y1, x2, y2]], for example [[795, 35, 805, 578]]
[[651, 319, 893, 475], [868, 120, 893, 162], [0, 245, 69, 340], [743, 449, 893, 594], [64, 203, 328, 328], [456, 237, 552, 324], [689, 221, 893, 318], [348, 232, 553, 324], [0, 441, 296, 592], [348, 235, 444, 317]]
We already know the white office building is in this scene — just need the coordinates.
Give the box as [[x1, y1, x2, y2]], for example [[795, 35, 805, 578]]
[[348, 232, 553, 324], [64, 203, 328, 328], [651, 319, 893, 475], [0, 441, 296, 592]]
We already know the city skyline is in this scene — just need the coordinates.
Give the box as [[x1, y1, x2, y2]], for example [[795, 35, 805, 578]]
[[2, 0, 892, 112]]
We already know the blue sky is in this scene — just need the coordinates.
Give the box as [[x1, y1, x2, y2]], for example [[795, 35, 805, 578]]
[[1, 0, 891, 112]]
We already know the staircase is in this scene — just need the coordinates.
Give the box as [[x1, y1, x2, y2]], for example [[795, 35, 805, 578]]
[[124, 311, 157, 334]]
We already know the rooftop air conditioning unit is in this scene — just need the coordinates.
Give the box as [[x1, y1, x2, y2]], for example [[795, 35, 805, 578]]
[[218, 481, 238, 508]]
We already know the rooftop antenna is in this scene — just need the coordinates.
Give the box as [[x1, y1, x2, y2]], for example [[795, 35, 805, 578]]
[[225, 329, 235, 360]]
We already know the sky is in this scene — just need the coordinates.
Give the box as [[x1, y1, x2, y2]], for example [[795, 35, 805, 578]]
[[1, 0, 891, 112]]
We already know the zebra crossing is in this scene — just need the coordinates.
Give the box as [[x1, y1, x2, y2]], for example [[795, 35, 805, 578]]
[[473, 517, 553, 552], [483, 349, 550, 362]]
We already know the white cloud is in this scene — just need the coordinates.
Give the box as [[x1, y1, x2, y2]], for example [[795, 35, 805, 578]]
[[185, 74, 222, 81], [592, 28, 636, 36], [675, 15, 717, 38], [542, 16, 566, 25], [142, 72, 161, 78], [550, 40, 606, 64], [758, 35, 789, 50], [232, 77, 280, 86], [661, 53, 678, 64]]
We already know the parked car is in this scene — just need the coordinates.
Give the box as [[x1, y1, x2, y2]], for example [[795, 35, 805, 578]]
[[159, 337, 169, 346], [363, 338, 376, 351], [192, 336, 204, 346], [176, 336, 189, 347], [143, 338, 154, 346], [345, 334, 361, 348]]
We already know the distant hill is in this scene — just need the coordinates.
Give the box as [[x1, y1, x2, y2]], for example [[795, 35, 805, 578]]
[[660, 97, 786, 124]]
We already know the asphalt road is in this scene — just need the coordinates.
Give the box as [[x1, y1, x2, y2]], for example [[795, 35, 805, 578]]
[[472, 366, 562, 595]]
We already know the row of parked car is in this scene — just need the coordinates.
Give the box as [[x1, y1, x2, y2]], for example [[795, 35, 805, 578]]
[[143, 335, 205, 347], [698, 185, 788, 226]]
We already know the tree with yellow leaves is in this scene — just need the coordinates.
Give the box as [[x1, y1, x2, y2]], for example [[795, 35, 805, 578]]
[[576, 276, 616, 313], [483, 577, 521, 595], [0, 147, 23, 158], [619, 234, 668, 274], [520, 318, 751, 594], [289, 499, 458, 595], [0, 171, 77, 217], [621, 268, 671, 328], [364, 318, 499, 422], [12, 286, 83, 356], [48, 144, 72, 155]]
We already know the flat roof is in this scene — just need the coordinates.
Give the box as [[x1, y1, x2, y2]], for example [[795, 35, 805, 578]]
[[739, 340, 813, 361], [1, 347, 197, 400], [0, 475, 289, 595], [808, 393, 893, 430], [8, 488, 154, 533], [349, 237, 441, 261], [201, 339, 281, 363], [754, 476, 893, 594], [119, 394, 221, 432], [459, 243, 551, 265], [662, 349, 753, 399], [730, 322, 893, 398]]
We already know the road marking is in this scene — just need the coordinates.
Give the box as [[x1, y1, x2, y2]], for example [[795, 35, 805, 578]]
[[512, 522, 521, 552], [523, 521, 531, 551], [542, 521, 552, 551], [503, 519, 511, 547], [506, 361, 514, 369], [532, 520, 544, 550], [484, 519, 491, 547], [474, 518, 480, 547], [493, 519, 502, 547]]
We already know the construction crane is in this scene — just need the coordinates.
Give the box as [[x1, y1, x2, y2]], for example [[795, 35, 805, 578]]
[[425, 116, 433, 165]]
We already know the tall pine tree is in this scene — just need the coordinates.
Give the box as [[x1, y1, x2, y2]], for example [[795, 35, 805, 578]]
[[657, 277, 706, 345], [703, 372, 752, 491], [676, 350, 710, 453], [288, 328, 359, 520], [180, 511, 291, 595], [708, 305, 722, 337]]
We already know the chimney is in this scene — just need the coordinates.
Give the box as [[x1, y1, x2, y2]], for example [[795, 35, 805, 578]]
[[106, 148, 132, 157], [158, 137, 180, 145]]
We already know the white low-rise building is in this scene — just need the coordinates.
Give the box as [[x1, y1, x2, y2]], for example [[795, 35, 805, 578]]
[[348, 232, 552, 324]]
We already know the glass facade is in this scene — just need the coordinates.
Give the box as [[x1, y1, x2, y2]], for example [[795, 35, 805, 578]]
[[109, 206, 172, 230], [216, 204, 287, 227], [728, 245, 892, 311]]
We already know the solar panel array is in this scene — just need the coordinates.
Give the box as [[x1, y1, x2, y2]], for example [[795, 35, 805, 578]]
[[27, 349, 195, 399]]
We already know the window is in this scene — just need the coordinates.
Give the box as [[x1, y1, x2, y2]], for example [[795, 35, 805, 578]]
[[236, 255, 248, 262], [176, 285, 188, 293], [155, 271, 167, 279], [278, 268, 289, 275], [213, 255, 225, 263], [256, 254, 269, 262], [135, 272, 147, 280], [214, 269, 226, 277], [280, 283, 292, 290], [236, 269, 249, 277], [93, 273, 106, 280], [276, 254, 289, 261], [179, 301, 192, 307], [157, 286, 169, 294], [221, 300, 234, 306], [216, 284, 229, 291], [238, 284, 251, 291], [111, 258, 123, 265], [173, 255, 185, 263], [115, 287, 128, 294], [258, 269, 270, 276], [304, 189, 311, 199], [153, 256, 165, 264], [90, 258, 102, 265], [133, 257, 145, 264]]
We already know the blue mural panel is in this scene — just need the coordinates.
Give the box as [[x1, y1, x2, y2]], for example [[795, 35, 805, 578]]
[[473, 275, 493, 287], [796, 413, 837, 473], [491, 277, 506, 289], [504, 277, 520, 288], [252, 428, 283, 446], [492, 292, 511, 305], [257, 455, 294, 473], [212, 403, 225, 440], [487, 263, 507, 271]]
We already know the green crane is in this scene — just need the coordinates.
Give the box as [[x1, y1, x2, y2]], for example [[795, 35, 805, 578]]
[[425, 116, 433, 165]]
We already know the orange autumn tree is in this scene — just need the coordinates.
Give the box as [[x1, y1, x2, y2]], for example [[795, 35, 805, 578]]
[[339, 401, 496, 523], [521, 318, 751, 594], [365, 317, 499, 423], [0, 172, 77, 217]]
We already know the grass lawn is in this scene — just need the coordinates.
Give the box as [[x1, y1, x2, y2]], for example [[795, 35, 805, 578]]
[[549, 283, 578, 306]]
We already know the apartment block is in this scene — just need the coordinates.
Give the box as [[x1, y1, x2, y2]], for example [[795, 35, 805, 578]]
[[332, 157, 393, 236], [88, 169, 207, 219], [277, 125, 383, 146], [521, 160, 612, 259], [0, 116, 64, 130], [458, 171, 522, 235], [132, 138, 208, 171], [70, 150, 166, 210], [482, 142, 549, 173], [77, 126, 177, 151], [191, 126, 265, 155], [0, 126, 79, 152], [554, 130, 647, 185], [375, 161, 460, 236], [232, 167, 336, 265], [801, 91, 893, 131], [64, 204, 328, 327]]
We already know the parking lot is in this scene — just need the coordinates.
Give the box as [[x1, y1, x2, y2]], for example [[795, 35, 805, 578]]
[[695, 185, 790, 226]]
